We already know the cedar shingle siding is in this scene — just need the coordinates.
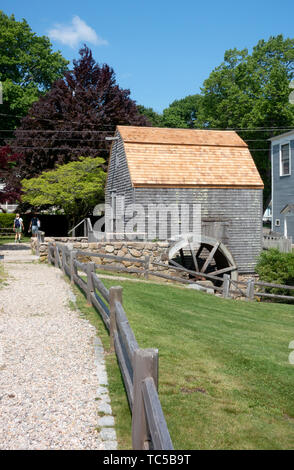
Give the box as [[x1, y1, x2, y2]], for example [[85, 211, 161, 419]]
[[106, 126, 264, 273]]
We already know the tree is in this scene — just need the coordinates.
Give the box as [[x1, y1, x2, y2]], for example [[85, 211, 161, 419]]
[[138, 96, 203, 129], [21, 157, 106, 227], [137, 105, 163, 127], [161, 95, 203, 128], [197, 35, 294, 206], [13, 45, 149, 179], [0, 146, 22, 204], [0, 11, 68, 135]]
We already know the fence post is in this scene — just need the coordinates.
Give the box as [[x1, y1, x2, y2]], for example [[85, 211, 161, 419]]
[[109, 286, 123, 351], [54, 245, 59, 268], [246, 278, 255, 301], [61, 247, 66, 275], [70, 250, 77, 284], [132, 348, 159, 450], [222, 274, 230, 298], [36, 232, 40, 257], [144, 255, 150, 280], [47, 243, 52, 264], [86, 262, 95, 305]]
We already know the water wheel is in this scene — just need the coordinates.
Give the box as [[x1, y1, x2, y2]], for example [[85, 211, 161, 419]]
[[168, 234, 238, 285]]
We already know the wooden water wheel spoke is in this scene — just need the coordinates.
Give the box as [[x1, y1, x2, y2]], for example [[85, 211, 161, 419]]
[[168, 234, 238, 286], [212, 265, 237, 276], [188, 241, 199, 272], [170, 258, 187, 270], [200, 241, 220, 273]]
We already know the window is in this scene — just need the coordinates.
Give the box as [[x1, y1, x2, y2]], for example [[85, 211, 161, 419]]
[[275, 219, 280, 227], [280, 143, 291, 176]]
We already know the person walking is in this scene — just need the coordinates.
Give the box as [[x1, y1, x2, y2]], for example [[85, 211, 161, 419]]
[[29, 214, 40, 238], [13, 213, 24, 243]]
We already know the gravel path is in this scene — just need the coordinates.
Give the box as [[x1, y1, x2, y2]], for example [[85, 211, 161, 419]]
[[0, 244, 117, 450]]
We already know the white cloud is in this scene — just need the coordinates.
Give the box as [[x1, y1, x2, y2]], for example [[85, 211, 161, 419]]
[[48, 16, 108, 48]]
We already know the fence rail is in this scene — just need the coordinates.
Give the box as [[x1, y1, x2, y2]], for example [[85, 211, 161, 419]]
[[45, 240, 294, 303], [0, 227, 14, 238], [47, 241, 174, 450]]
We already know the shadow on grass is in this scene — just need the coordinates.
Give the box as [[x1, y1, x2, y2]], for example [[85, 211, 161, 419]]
[[0, 242, 31, 251]]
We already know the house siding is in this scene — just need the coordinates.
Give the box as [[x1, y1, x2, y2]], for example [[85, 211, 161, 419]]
[[105, 132, 134, 230], [272, 136, 294, 236]]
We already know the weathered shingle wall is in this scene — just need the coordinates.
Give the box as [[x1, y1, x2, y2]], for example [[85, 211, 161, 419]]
[[105, 133, 133, 205], [133, 187, 263, 273]]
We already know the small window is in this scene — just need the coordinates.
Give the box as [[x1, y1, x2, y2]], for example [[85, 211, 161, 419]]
[[275, 219, 280, 227], [280, 143, 291, 176]]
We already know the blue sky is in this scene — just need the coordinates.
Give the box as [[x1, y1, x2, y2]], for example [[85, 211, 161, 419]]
[[2, 0, 294, 112]]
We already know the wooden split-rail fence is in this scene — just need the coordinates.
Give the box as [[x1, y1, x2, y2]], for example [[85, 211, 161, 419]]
[[0, 227, 15, 238], [47, 242, 174, 450], [43, 240, 294, 446], [44, 238, 294, 305]]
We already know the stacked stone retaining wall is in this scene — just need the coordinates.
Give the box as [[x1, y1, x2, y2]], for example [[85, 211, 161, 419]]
[[31, 237, 184, 279]]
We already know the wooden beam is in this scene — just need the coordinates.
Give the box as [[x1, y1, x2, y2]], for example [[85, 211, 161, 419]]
[[201, 241, 220, 273], [132, 348, 158, 450], [188, 241, 199, 272], [142, 377, 174, 450], [212, 265, 237, 276]]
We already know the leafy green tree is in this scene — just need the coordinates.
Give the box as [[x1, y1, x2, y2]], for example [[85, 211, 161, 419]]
[[137, 105, 163, 127], [0, 146, 22, 204], [162, 95, 202, 128], [21, 157, 106, 227], [0, 11, 68, 134], [138, 95, 203, 128], [197, 35, 294, 206]]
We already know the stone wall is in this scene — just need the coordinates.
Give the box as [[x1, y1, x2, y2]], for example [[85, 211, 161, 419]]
[[31, 237, 182, 279], [31, 237, 88, 263], [34, 238, 262, 290]]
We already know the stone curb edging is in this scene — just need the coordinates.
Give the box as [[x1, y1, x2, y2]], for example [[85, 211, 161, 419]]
[[94, 337, 118, 450]]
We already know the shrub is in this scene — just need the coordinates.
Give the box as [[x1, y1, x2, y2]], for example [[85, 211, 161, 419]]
[[0, 213, 15, 228], [255, 248, 294, 298]]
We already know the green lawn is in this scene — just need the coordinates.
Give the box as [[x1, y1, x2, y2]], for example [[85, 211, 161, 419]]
[[74, 274, 294, 450]]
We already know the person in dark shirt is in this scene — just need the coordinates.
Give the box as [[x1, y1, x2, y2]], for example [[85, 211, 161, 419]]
[[29, 214, 40, 237]]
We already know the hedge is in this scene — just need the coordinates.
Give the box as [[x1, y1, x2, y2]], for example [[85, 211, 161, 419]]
[[255, 248, 294, 299], [0, 213, 15, 228]]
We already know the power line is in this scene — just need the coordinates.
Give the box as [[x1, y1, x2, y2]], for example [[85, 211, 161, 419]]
[[1, 127, 293, 131], [7, 144, 270, 152], [0, 130, 115, 134], [0, 113, 293, 131], [0, 112, 119, 127], [6, 138, 113, 143], [0, 132, 275, 141], [8, 146, 109, 151]]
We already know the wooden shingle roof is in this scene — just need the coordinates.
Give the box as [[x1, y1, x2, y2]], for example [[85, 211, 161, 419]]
[[116, 126, 264, 189]]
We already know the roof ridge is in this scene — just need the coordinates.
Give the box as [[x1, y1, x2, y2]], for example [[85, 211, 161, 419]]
[[122, 140, 248, 148]]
